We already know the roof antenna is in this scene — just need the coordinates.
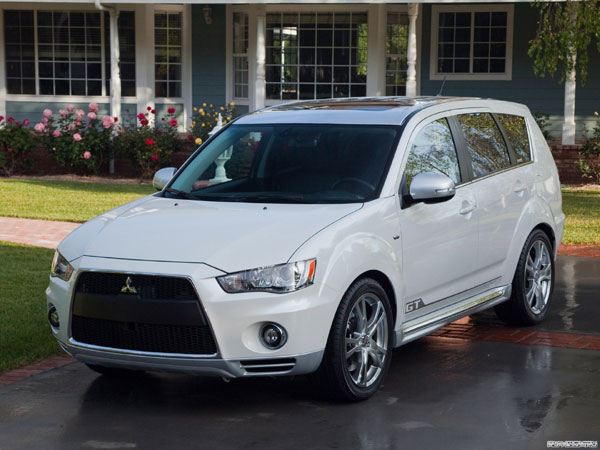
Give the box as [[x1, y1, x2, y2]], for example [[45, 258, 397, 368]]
[[437, 76, 447, 96]]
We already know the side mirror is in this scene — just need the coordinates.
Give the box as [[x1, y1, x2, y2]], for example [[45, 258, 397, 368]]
[[409, 172, 456, 204], [153, 167, 176, 191]]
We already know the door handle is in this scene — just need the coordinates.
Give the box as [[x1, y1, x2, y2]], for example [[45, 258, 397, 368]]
[[459, 202, 476, 215]]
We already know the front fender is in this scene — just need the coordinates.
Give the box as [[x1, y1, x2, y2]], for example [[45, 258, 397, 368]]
[[289, 197, 405, 341]]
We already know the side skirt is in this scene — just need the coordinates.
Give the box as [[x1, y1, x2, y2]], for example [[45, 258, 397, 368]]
[[394, 285, 512, 347]]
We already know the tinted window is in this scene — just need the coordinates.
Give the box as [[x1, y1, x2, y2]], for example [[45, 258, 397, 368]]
[[169, 124, 399, 203], [457, 113, 510, 178], [405, 118, 461, 185], [497, 114, 531, 164]]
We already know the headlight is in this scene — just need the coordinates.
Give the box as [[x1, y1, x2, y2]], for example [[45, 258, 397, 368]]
[[51, 251, 74, 281], [217, 259, 316, 294]]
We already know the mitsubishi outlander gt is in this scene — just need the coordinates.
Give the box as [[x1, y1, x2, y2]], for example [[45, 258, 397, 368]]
[[47, 97, 564, 401]]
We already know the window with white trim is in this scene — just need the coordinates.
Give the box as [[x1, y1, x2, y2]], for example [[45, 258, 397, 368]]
[[3, 9, 136, 96], [386, 12, 408, 96], [104, 11, 136, 97], [430, 5, 513, 80], [154, 12, 182, 98], [265, 12, 368, 101], [232, 12, 249, 99]]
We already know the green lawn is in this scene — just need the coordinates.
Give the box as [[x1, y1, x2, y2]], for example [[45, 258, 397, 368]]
[[0, 178, 154, 223], [562, 188, 600, 245], [0, 241, 60, 373]]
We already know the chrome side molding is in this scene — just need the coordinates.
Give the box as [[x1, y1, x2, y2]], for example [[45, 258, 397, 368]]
[[394, 285, 511, 347]]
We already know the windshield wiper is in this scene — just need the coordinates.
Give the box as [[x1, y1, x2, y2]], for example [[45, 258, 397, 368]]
[[163, 187, 196, 200], [231, 194, 311, 204]]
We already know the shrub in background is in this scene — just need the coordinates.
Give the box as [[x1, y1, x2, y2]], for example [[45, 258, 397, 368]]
[[189, 102, 237, 146], [0, 116, 36, 176], [35, 104, 115, 174], [114, 107, 182, 179], [577, 111, 600, 183]]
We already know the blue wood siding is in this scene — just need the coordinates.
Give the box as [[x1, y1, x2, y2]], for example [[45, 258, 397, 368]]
[[419, 3, 600, 137], [191, 5, 227, 109]]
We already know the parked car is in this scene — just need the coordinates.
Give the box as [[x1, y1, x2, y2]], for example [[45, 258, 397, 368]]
[[47, 97, 564, 401]]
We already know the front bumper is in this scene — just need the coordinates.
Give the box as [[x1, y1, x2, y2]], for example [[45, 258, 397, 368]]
[[60, 339, 324, 377], [47, 256, 337, 377]]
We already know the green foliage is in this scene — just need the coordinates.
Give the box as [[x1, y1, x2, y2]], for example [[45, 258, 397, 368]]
[[0, 241, 59, 374], [0, 117, 36, 175], [577, 112, 600, 182], [189, 102, 237, 146], [34, 104, 115, 174], [533, 112, 552, 139], [114, 107, 182, 179], [562, 188, 600, 245], [529, 0, 600, 85]]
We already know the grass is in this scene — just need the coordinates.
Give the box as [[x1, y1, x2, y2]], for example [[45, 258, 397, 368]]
[[561, 188, 600, 245], [0, 241, 60, 373], [0, 178, 154, 223]]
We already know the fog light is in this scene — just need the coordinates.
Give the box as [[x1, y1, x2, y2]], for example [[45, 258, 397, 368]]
[[48, 305, 60, 328], [260, 323, 287, 349]]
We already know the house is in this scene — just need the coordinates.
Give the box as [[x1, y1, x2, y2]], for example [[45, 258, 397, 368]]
[[0, 0, 598, 145]]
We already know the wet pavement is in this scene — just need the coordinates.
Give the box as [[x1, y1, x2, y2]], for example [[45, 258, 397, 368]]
[[0, 255, 599, 450]]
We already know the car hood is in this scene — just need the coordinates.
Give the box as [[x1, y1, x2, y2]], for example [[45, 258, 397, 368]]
[[59, 195, 362, 273]]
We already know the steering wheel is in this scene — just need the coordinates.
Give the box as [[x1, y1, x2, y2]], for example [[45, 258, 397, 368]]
[[332, 177, 376, 195]]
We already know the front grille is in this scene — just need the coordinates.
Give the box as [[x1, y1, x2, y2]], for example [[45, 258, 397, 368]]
[[71, 315, 217, 354], [75, 272, 197, 300], [71, 272, 217, 355]]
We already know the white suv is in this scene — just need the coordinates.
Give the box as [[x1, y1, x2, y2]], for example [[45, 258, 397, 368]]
[[47, 97, 564, 401]]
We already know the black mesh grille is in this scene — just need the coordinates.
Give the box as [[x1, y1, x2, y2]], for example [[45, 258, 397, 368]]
[[71, 315, 217, 355], [71, 272, 217, 355], [75, 272, 197, 300]]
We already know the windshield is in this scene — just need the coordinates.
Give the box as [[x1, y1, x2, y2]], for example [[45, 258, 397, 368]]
[[167, 124, 400, 203]]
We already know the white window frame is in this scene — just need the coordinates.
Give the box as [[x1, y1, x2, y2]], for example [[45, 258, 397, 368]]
[[429, 4, 513, 81], [228, 4, 395, 108], [0, 3, 140, 105]]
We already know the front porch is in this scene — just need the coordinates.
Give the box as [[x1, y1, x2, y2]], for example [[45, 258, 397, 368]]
[[0, 1, 599, 144]]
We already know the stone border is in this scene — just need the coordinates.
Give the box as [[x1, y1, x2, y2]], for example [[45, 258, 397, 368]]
[[0, 355, 74, 387], [558, 244, 600, 258]]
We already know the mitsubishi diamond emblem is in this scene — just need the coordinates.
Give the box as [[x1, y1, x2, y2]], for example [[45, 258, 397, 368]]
[[121, 276, 138, 294]]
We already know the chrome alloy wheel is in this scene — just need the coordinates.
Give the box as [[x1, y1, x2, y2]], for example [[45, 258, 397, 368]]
[[524, 240, 552, 314], [345, 293, 389, 388]]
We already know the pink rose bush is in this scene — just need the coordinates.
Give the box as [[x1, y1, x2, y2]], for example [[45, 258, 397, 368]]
[[35, 103, 118, 173]]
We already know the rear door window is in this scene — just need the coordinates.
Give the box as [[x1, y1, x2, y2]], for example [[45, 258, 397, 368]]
[[405, 118, 461, 185], [497, 114, 531, 164], [456, 113, 511, 178]]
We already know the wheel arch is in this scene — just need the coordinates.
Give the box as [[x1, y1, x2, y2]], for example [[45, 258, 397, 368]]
[[352, 270, 398, 328]]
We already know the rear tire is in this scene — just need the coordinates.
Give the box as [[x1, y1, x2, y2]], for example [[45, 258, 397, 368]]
[[494, 229, 554, 326], [317, 278, 393, 402], [85, 363, 144, 377]]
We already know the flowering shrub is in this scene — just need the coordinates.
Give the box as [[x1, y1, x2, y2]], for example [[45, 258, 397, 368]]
[[114, 107, 183, 179], [189, 102, 237, 146], [0, 116, 36, 175], [35, 103, 116, 173], [577, 111, 600, 183]]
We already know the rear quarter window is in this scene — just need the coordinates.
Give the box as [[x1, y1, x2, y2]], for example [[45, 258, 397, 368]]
[[456, 113, 511, 178], [497, 114, 531, 164]]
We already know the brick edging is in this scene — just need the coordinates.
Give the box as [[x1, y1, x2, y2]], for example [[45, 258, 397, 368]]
[[558, 244, 600, 258], [0, 355, 74, 387]]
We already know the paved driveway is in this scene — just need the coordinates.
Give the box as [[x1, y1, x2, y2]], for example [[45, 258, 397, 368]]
[[1, 255, 599, 450]]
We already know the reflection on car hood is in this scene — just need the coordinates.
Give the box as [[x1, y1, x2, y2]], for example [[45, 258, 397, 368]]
[[59, 195, 362, 273]]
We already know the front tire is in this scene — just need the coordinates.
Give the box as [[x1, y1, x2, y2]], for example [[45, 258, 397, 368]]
[[317, 278, 393, 402], [495, 229, 554, 326]]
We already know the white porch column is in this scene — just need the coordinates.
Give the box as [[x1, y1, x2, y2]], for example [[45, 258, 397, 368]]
[[109, 9, 121, 130], [366, 4, 386, 96], [562, 58, 577, 145], [406, 3, 418, 97], [253, 5, 266, 111]]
